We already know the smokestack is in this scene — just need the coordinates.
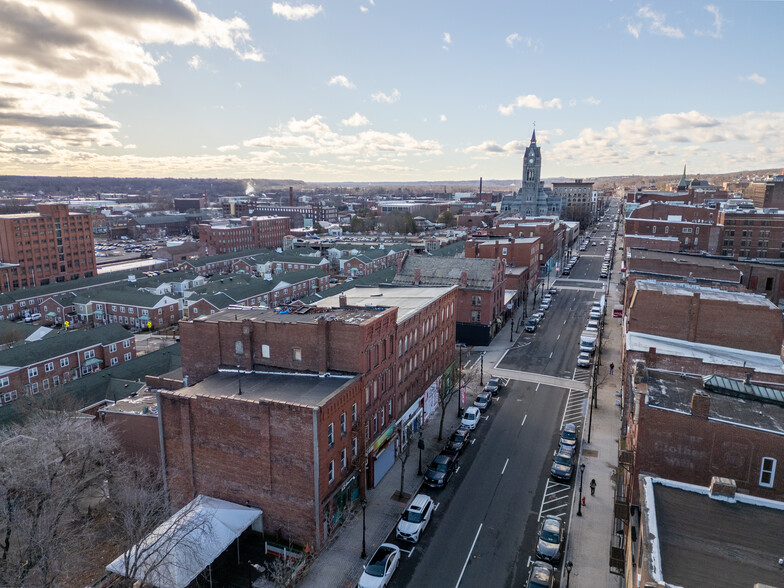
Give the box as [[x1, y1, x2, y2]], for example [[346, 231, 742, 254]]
[[479, 177, 483, 196], [289, 186, 294, 206]]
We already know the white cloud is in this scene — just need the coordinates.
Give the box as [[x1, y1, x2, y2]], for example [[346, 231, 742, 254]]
[[123, 144, 137, 150], [360, 5, 368, 12], [440, 114, 447, 122], [636, 6, 684, 38], [188, 55, 203, 70], [498, 94, 562, 116], [342, 112, 370, 127], [740, 73, 766, 85], [442, 32, 452, 49], [371, 89, 401, 104], [0, 0, 264, 149], [583, 97, 601, 106], [217, 144, 240, 152], [505, 33, 521, 48], [626, 20, 641, 39], [271, 2, 323, 21], [695, 5, 723, 38], [328, 75, 355, 89]]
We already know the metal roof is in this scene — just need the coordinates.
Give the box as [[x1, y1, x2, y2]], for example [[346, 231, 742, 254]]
[[702, 374, 784, 408]]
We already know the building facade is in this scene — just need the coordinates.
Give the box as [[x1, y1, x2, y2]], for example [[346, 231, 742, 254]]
[[552, 180, 595, 229], [500, 130, 560, 216], [199, 216, 291, 254]]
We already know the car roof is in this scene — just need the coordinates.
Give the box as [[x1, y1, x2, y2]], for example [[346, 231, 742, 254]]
[[562, 423, 577, 432], [433, 453, 453, 464], [465, 406, 479, 414], [542, 516, 562, 531], [408, 494, 432, 510]]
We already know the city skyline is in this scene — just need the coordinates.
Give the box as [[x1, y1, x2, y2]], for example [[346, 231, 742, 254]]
[[0, 0, 781, 182]]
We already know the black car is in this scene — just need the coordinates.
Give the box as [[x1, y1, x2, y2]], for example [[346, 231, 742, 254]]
[[442, 428, 471, 456], [559, 423, 578, 451], [550, 446, 575, 482], [536, 515, 564, 563], [484, 378, 501, 396], [423, 453, 459, 488], [526, 561, 555, 588]]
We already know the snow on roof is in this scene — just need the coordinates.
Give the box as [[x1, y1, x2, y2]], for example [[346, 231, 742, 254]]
[[634, 279, 776, 306]]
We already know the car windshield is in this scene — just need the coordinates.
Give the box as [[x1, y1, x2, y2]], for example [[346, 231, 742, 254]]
[[365, 549, 391, 577], [541, 529, 560, 544], [403, 510, 423, 523], [453, 432, 466, 443], [554, 454, 571, 466], [434, 463, 448, 473], [562, 430, 576, 440], [465, 412, 477, 420]]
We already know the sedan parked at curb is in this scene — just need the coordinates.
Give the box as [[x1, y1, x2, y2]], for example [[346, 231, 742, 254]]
[[423, 453, 459, 489], [524, 318, 538, 333], [359, 543, 400, 588], [396, 494, 434, 543], [536, 515, 565, 563], [461, 406, 481, 430], [526, 560, 555, 588], [559, 423, 579, 451], [577, 350, 591, 367], [473, 391, 492, 412], [551, 446, 575, 482], [443, 427, 471, 456]]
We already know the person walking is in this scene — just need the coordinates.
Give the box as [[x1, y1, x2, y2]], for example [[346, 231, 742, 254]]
[[609, 362, 614, 374], [590, 479, 596, 496]]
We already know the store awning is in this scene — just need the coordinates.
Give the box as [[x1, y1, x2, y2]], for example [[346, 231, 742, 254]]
[[106, 495, 262, 588], [46, 312, 57, 318], [83, 358, 103, 367]]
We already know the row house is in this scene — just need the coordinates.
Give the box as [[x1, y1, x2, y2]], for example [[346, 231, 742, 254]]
[[464, 236, 540, 294], [73, 288, 182, 329], [338, 246, 411, 277], [232, 251, 329, 276], [177, 248, 277, 276], [0, 324, 135, 407]]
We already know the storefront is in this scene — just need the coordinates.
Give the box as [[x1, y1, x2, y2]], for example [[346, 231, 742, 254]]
[[370, 425, 396, 488]]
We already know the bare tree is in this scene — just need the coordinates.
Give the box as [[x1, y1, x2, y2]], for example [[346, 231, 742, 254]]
[[436, 362, 457, 441], [0, 412, 118, 587], [397, 424, 412, 500]]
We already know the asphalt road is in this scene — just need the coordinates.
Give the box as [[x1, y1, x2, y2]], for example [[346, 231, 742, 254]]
[[382, 209, 623, 588]]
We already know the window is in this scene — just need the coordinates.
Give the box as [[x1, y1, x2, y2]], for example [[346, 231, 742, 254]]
[[352, 437, 358, 457], [293, 347, 302, 361], [327, 423, 334, 447], [52, 374, 60, 387], [502, 247, 507, 255], [44, 362, 53, 373], [109, 343, 117, 353], [124, 352, 132, 361], [111, 357, 118, 366], [262, 344, 270, 358], [341, 448, 347, 471], [352, 402, 357, 423], [0, 377, 9, 388], [2, 390, 17, 404], [60, 357, 69, 367], [340, 413, 347, 436], [111, 305, 117, 312], [28, 367, 38, 378], [760, 457, 776, 488], [84, 349, 95, 360], [123, 339, 131, 348], [471, 310, 481, 322], [471, 295, 482, 306], [42, 378, 49, 390], [373, 413, 378, 434], [328, 460, 334, 484]]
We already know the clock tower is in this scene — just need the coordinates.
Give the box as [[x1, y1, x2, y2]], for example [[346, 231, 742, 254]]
[[522, 128, 541, 193]]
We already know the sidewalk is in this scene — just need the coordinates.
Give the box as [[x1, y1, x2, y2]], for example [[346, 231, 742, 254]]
[[562, 240, 624, 587], [296, 319, 520, 588]]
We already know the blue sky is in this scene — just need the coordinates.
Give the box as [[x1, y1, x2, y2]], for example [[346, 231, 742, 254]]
[[0, 0, 781, 182]]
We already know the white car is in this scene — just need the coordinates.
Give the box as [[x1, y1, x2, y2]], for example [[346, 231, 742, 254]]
[[577, 351, 592, 368], [359, 543, 401, 588], [461, 406, 481, 430], [396, 494, 434, 543]]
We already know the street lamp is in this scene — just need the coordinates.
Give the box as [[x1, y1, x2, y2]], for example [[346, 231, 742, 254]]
[[360, 498, 368, 558], [577, 463, 586, 516], [566, 561, 573, 588]]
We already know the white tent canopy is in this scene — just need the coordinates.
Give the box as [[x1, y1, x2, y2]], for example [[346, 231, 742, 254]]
[[106, 495, 262, 588]]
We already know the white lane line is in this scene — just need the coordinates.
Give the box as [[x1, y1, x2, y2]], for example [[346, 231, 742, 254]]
[[549, 351, 554, 359], [557, 333, 561, 340], [536, 382, 541, 391], [521, 414, 527, 427], [501, 458, 509, 475], [455, 524, 483, 588], [434, 502, 441, 511], [563, 319, 567, 325]]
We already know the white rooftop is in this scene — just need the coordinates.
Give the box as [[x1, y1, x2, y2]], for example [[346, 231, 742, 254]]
[[315, 285, 457, 323], [634, 280, 776, 307]]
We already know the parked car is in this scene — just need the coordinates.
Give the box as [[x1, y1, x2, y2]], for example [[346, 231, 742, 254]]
[[551, 446, 575, 482], [536, 515, 565, 563], [524, 318, 538, 332], [25, 312, 42, 323], [542, 294, 552, 304], [396, 494, 434, 543], [526, 561, 555, 588], [532, 311, 544, 324], [474, 391, 492, 412], [443, 427, 471, 456], [561, 267, 571, 276], [486, 377, 503, 395], [600, 270, 608, 278], [559, 423, 579, 451], [548, 286, 558, 294], [539, 301, 550, 311], [577, 351, 591, 367], [423, 453, 459, 488], [587, 318, 599, 330], [359, 543, 401, 588], [461, 406, 481, 430]]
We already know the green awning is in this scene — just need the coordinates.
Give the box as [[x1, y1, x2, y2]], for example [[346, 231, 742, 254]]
[[94, 310, 104, 317], [46, 312, 57, 317], [84, 358, 103, 367]]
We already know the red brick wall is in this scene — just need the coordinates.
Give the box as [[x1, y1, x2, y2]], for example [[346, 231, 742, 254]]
[[718, 210, 784, 260], [625, 218, 719, 253], [624, 235, 681, 252]]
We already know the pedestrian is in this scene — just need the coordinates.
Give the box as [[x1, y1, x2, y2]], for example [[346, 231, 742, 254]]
[[590, 479, 596, 496], [609, 362, 614, 374]]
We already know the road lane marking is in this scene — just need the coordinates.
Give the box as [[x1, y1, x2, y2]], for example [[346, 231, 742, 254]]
[[557, 333, 560, 340], [501, 458, 509, 475], [549, 351, 554, 359], [536, 382, 541, 391], [521, 414, 527, 427], [455, 524, 483, 588], [433, 502, 440, 510]]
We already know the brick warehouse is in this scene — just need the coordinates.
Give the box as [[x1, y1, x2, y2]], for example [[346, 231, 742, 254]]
[[164, 290, 457, 549], [0, 203, 96, 293], [198, 215, 291, 254]]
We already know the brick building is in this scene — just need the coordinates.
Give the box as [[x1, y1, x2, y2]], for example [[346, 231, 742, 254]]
[[717, 206, 784, 260], [127, 213, 201, 238], [0, 203, 96, 292], [488, 216, 565, 275], [552, 179, 594, 228], [464, 237, 539, 294], [623, 235, 681, 252], [0, 324, 135, 407], [744, 174, 784, 209], [199, 216, 291, 255], [392, 255, 505, 345], [339, 246, 411, 277], [166, 292, 457, 548], [625, 202, 720, 254]]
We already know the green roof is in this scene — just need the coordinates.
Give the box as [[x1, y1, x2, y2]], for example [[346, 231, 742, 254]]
[[429, 241, 465, 257], [72, 286, 175, 307], [0, 321, 46, 345], [192, 268, 326, 301], [0, 344, 181, 428], [300, 266, 396, 303], [0, 270, 144, 304], [180, 248, 273, 268], [0, 324, 132, 368]]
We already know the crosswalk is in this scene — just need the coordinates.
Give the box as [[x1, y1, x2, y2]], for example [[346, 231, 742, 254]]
[[571, 366, 591, 384]]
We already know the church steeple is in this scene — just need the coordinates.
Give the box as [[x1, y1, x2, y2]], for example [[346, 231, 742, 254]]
[[531, 127, 536, 145], [678, 164, 688, 190]]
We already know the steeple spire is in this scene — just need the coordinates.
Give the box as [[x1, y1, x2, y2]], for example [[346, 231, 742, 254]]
[[678, 164, 687, 189], [531, 125, 536, 144]]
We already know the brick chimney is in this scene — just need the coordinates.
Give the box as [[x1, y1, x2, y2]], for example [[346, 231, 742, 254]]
[[709, 477, 737, 502], [459, 271, 468, 287], [648, 347, 656, 366], [289, 186, 294, 206], [338, 294, 347, 308], [691, 390, 711, 418], [396, 251, 408, 273], [414, 268, 421, 286]]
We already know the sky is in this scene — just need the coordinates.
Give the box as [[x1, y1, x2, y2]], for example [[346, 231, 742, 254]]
[[0, 0, 782, 183]]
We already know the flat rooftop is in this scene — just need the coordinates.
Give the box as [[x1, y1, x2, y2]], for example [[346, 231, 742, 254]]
[[175, 370, 358, 409], [642, 476, 784, 588], [314, 285, 455, 323], [635, 279, 776, 307], [191, 304, 388, 326], [627, 248, 741, 271], [642, 368, 784, 435]]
